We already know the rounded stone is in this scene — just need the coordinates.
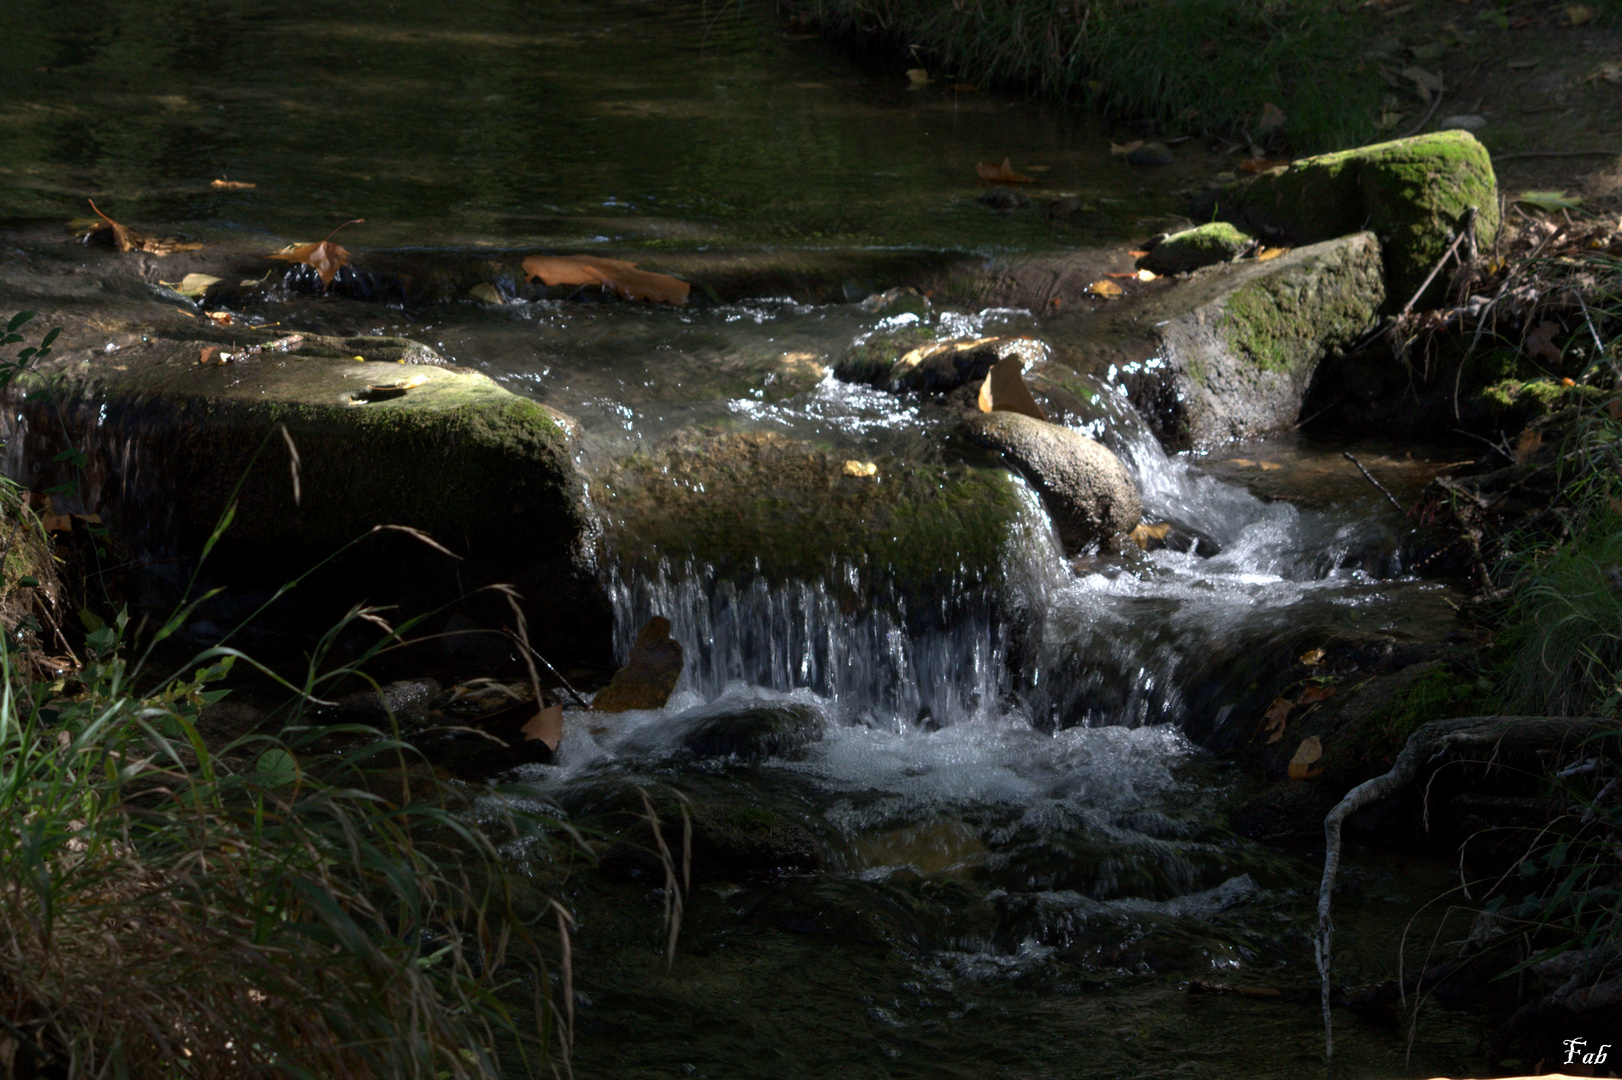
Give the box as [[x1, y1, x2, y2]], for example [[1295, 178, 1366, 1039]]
[[962, 411, 1141, 554]]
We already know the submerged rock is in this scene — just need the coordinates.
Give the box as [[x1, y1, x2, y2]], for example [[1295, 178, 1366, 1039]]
[[680, 701, 826, 762], [1192, 130, 1499, 308], [962, 411, 1141, 554]]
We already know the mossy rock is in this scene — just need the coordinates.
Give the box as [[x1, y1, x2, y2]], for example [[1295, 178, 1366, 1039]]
[[1113, 232, 1386, 447], [1138, 223, 1253, 275], [594, 430, 1027, 607], [680, 702, 827, 762], [1198, 130, 1499, 309], [2, 329, 608, 661], [832, 326, 938, 386]]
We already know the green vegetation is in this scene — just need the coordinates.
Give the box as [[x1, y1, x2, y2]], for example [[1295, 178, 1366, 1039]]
[[797, 0, 1387, 151]]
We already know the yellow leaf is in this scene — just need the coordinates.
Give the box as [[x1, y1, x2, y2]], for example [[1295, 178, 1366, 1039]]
[[1300, 648, 1326, 666], [1288, 735, 1324, 779], [1087, 279, 1124, 298], [1256, 247, 1289, 261], [906, 68, 930, 85], [1566, 4, 1594, 25], [160, 273, 222, 298], [842, 460, 878, 477], [978, 355, 1048, 422]]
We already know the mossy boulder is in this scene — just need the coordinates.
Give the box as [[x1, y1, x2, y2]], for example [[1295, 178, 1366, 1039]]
[[594, 429, 1028, 607], [1, 329, 609, 662], [1114, 232, 1386, 448], [1196, 130, 1499, 309], [1138, 223, 1253, 275]]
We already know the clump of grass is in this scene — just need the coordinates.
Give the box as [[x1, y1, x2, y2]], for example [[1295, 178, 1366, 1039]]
[[798, 0, 1383, 151], [0, 605, 568, 1079]]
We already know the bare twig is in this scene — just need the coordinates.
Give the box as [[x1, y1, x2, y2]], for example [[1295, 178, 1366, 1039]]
[[1342, 451, 1405, 513]]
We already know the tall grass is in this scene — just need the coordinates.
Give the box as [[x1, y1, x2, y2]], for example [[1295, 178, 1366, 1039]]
[[800, 0, 1384, 151]]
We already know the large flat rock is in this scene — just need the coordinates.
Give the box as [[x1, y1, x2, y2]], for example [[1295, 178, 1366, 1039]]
[[1, 324, 609, 663]]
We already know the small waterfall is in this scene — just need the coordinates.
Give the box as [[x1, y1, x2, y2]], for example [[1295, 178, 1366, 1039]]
[[606, 544, 1054, 730]]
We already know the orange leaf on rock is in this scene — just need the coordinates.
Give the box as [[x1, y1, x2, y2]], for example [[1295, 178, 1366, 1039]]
[[1288, 735, 1324, 780], [268, 218, 363, 289], [520, 703, 566, 752], [1262, 697, 1294, 743], [976, 157, 1033, 184], [1087, 279, 1124, 298], [1297, 684, 1335, 704]]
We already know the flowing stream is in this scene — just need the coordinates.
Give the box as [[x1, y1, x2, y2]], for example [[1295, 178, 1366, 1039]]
[[1, 1, 1496, 1075]]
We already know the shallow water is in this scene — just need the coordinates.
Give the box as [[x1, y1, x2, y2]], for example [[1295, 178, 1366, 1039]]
[[2, 2, 1492, 1075]]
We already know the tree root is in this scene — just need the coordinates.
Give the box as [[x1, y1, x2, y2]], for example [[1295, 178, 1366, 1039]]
[[1314, 714, 1616, 1058]]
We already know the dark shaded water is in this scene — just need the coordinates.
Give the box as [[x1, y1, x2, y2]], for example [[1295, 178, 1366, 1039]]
[[1, 3, 1496, 1077]]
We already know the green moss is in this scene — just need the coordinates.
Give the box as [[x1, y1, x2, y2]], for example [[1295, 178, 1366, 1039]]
[[833, 326, 938, 386], [1219, 241, 1385, 374], [1142, 223, 1253, 274], [1213, 131, 1499, 308], [600, 431, 1026, 602], [724, 806, 783, 832]]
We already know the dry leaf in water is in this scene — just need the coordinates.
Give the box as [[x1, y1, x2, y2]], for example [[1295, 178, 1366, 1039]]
[[522, 254, 689, 305], [977, 354, 1047, 422], [591, 616, 685, 712], [85, 200, 205, 254], [520, 703, 565, 752], [1288, 735, 1324, 780], [160, 273, 222, 298], [976, 158, 1033, 184], [1131, 522, 1171, 550], [268, 218, 364, 288], [1262, 697, 1294, 744]]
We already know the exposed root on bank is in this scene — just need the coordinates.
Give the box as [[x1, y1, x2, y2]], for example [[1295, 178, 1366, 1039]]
[[1315, 714, 1615, 1058]]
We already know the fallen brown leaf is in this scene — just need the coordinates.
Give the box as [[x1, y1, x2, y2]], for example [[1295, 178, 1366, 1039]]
[[1262, 697, 1294, 744], [1296, 684, 1335, 704], [86, 200, 205, 255], [522, 254, 690, 305], [520, 703, 565, 752], [267, 218, 363, 289], [1288, 735, 1324, 779], [976, 157, 1033, 184], [210, 178, 256, 190], [977, 354, 1048, 422]]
